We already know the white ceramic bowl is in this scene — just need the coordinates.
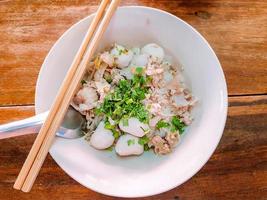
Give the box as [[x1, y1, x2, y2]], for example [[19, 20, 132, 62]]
[[35, 6, 227, 198]]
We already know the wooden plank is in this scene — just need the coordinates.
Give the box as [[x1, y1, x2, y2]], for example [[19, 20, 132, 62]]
[[0, 95, 266, 199], [0, 106, 35, 124], [0, 0, 266, 106]]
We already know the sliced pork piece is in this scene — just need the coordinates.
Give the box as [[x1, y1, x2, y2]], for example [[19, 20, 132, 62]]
[[149, 135, 171, 155], [73, 85, 98, 112], [165, 132, 180, 148], [100, 51, 114, 67]]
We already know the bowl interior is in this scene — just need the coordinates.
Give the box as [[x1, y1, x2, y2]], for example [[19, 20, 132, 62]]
[[35, 6, 227, 198]]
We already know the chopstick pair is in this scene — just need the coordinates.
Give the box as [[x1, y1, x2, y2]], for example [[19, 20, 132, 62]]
[[14, 0, 120, 192]]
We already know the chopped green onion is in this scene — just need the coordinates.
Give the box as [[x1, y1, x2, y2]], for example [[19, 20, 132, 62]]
[[135, 67, 144, 74], [127, 139, 135, 146], [81, 79, 87, 85], [112, 130, 120, 139], [140, 127, 150, 134], [156, 120, 170, 129], [138, 135, 150, 145], [171, 116, 186, 134], [122, 118, 129, 126], [126, 98, 134, 104], [144, 144, 150, 151], [104, 122, 115, 130], [106, 146, 113, 151], [103, 72, 112, 83]]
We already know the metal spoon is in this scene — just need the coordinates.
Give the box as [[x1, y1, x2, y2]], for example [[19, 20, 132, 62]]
[[0, 106, 85, 140]]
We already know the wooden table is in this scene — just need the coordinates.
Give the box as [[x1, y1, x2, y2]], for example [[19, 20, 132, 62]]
[[0, 0, 266, 199]]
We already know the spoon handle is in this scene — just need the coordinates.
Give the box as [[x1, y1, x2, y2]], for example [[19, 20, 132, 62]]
[[0, 112, 48, 139]]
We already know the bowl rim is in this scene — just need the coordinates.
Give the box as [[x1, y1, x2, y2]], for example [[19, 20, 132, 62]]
[[35, 5, 228, 198]]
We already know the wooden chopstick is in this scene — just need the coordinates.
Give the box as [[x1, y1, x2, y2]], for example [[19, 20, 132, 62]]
[[13, 0, 111, 191], [20, 0, 121, 191], [20, 0, 121, 192]]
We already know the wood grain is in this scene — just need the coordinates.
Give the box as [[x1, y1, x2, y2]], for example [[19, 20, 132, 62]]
[[0, 96, 266, 200], [0, 0, 266, 106]]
